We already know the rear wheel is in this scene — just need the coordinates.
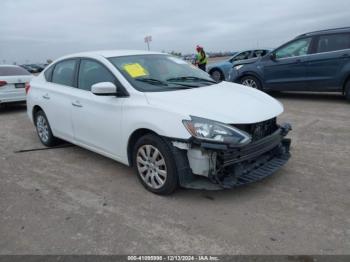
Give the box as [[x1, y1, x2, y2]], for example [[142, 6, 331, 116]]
[[34, 110, 59, 147], [241, 76, 262, 90], [210, 69, 224, 82], [133, 134, 178, 195], [345, 80, 350, 101]]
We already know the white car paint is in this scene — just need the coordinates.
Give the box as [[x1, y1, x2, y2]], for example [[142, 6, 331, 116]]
[[27, 50, 284, 166], [0, 65, 32, 104], [144, 82, 283, 124]]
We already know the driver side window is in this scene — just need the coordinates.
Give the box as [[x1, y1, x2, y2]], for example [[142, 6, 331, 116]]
[[233, 51, 251, 61], [275, 38, 311, 59], [78, 59, 115, 91]]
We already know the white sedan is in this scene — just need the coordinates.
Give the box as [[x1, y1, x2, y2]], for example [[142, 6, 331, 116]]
[[0, 65, 32, 104], [27, 50, 291, 195]]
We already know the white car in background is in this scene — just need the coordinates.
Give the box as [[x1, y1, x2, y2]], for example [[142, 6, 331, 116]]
[[0, 65, 32, 104], [27, 50, 291, 195]]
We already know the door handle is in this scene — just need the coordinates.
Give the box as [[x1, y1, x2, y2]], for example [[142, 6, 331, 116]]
[[42, 94, 50, 100], [72, 101, 83, 108], [341, 53, 349, 57]]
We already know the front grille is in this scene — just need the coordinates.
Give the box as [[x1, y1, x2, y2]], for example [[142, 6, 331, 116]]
[[231, 118, 277, 141]]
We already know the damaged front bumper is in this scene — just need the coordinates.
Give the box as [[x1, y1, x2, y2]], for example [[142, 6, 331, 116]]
[[175, 123, 292, 190]]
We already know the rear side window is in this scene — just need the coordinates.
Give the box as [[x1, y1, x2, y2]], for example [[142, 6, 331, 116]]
[[78, 59, 115, 91], [52, 60, 77, 87], [0, 66, 31, 76], [44, 65, 54, 81], [317, 34, 350, 53]]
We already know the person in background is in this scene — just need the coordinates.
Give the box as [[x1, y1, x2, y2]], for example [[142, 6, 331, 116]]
[[195, 45, 208, 71]]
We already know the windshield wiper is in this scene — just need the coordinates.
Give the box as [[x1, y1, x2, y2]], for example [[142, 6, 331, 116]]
[[136, 77, 200, 89], [167, 76, 217, 84], [135, 78, 168, 86], [170, 83, 200, 88], [161, 86, 194, 90]]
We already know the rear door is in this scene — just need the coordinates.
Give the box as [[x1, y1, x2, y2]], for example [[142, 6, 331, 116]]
[[306, 33, 350, 91], [263, 37, 312, 90], [71, 58, 124, 158], [42, 59, 78, 140]]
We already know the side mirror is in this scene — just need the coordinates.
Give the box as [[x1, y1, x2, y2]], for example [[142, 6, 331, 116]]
[[269, 53, 276, 61], [91, 82, 117, 96]]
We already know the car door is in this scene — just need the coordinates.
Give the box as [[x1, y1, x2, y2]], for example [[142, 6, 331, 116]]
[[71, 58, 125, 158], [42, 59, 78, 141], [262, 37, 312, 90], [306, 33, 350, 91]]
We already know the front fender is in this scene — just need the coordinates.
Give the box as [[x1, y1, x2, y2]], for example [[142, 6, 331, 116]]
[[119, 102, 191, 165]]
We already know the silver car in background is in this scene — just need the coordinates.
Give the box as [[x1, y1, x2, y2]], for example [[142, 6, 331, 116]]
[[0, 65, 32, 104]]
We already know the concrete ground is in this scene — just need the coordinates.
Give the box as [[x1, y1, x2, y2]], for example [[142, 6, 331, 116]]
[[0, 92, 349, 255]]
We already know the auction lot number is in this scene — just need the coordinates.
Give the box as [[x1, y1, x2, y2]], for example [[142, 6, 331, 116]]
[[128, 256, 219, 261]]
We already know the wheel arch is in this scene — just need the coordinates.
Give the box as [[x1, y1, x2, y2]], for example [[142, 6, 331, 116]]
[[32, 105, 44, 125], [127, 128, 158, 167], [238, 72, 264, 88]]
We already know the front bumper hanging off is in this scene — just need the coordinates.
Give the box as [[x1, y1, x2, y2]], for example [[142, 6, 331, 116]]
[[178, 123, 292, 190]]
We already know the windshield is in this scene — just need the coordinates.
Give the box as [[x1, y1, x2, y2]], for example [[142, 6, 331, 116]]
[[108, 54, 216, 92]]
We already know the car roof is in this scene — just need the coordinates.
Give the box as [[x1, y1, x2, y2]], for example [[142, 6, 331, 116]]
[[236, 49, 270, 53], [59, 50, 165, 60], [296, 27, 350, 38]]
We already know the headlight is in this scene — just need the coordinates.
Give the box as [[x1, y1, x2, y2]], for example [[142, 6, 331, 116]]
[[234, 65, 244, 70], [183, 116, 251, 145]]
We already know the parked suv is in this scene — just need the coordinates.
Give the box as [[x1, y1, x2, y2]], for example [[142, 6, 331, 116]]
[[27, 50, 291, 195], [229, 27, 350, 100]]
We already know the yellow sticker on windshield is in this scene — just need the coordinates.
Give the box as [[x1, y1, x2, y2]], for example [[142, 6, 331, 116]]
[[123, 63, 149, 78]]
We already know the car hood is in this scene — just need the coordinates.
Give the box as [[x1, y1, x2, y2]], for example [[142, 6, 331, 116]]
[[145, 81, 283, 124]]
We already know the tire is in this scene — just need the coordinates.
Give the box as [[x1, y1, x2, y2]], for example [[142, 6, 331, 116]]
[[210, 69, 224, 82], [345, 80, 350, 101], [240, 75, 262, 90], [133, 134, 179, 195], [34, 110, 60, 147]]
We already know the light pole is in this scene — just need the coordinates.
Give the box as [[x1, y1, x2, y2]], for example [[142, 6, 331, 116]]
[[144, 35, 152, 51]]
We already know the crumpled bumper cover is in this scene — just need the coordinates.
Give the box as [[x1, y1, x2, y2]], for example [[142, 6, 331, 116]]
[[180, 123, 292, 190]]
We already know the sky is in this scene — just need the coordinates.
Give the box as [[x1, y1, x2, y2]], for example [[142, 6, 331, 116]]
[[0, 0, 349, 64]]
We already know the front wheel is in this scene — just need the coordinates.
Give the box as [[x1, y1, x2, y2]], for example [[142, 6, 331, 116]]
[[133, 134, 178, 195], [210, 69, 224, 82], [241, 76, 262, 90]]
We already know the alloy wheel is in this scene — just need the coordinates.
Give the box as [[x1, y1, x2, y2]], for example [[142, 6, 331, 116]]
[[36, 115, 49, 143], [211, 71, 222, 82], [136, 145, 167, 189], [242, 79, 258, 88]]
